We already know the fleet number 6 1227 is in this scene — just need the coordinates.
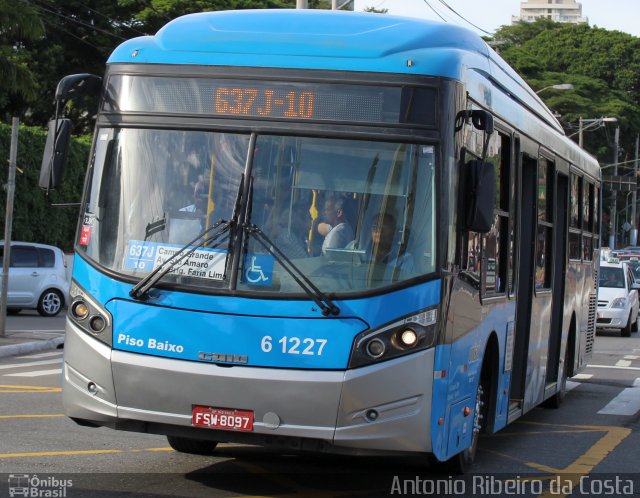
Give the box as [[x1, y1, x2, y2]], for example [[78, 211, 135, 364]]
[[260, 336, 327, 355]]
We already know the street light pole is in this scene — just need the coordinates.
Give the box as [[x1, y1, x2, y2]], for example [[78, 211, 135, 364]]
[[536, 83, 574, 94], [577, 117, 617, 148], [632, 135, 639, 246], [610, 126, 620, 249]]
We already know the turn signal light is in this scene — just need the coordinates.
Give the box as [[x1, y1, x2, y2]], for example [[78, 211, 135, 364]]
[[71, 301, 89, 320]]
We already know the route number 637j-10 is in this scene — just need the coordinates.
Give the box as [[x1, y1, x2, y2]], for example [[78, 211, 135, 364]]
[[260, 336, 328, 356]]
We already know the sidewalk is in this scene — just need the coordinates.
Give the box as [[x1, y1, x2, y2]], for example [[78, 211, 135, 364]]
[[0, 329, 64, 359]]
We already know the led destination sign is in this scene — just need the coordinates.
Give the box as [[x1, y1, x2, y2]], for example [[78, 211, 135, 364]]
[[213, 86, 315, 119], [104, 75, 436, 126]]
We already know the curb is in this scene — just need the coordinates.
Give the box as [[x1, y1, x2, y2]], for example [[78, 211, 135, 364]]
[[0, 336, 64, 359]]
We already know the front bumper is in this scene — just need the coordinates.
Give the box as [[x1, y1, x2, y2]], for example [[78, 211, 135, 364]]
[[62, 320, 434, 454], [596, 308, 629, 329]]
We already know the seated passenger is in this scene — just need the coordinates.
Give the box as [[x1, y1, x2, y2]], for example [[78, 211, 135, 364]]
[[321, 196, 354, 255], [356, 213, 414, 271], [272, 202, 311, 259]]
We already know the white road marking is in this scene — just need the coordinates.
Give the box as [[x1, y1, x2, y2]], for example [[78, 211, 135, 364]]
[[16, 352, 63, 359], [598, 380, 640, 416], [624, 355, 640, 360], [572, 373, 593, 380], [8, 330, 65, 333], [616, 360, 632, 367], [586, 364, 640, 371], [0, 359, 61, 371], [4, 369, 62, 378]]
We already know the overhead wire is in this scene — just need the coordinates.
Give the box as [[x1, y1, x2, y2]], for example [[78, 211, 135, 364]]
[[40, 16, 106, 53], [436, 0, 493, 35], [72, 1, 148, 37], [422, 0, 447, 22], [19, 0, 127, 41]]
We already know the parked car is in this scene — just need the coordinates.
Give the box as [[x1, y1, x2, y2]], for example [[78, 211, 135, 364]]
[[597, 258, 640, 337], [0, 241, 69, 317]]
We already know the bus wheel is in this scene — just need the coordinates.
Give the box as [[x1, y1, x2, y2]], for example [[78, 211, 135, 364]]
[[447, 374, 488, 474], [166, 436, 218, 455]]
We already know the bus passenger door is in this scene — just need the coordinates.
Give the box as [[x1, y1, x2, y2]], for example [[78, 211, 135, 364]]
[[546, 171, 568, 390], [509, 145, 537, 418]]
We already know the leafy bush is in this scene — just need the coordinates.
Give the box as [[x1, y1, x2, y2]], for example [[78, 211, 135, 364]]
[[0, 122, 90, 251]]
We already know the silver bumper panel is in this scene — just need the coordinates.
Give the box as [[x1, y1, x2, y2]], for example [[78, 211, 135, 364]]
[[62, 322, 434, 453]]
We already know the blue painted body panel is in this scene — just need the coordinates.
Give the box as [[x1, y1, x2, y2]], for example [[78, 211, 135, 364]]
[[73, 255, 441, 370], [430, 301, 514, 460], [109, 10, 489, 80]]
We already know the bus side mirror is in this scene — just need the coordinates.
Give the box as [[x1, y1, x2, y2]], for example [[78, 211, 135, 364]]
[[55, 74, 102, 101], [39, 119, 73, 191], [464, 160, 495, 233]]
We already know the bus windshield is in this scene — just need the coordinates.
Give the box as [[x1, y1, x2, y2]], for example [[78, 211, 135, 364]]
[[78, 128, 436, 295]]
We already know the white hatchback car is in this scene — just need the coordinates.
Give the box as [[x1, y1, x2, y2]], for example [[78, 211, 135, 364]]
[[597, 259, 640, 337], [0, 241, 70, 317]]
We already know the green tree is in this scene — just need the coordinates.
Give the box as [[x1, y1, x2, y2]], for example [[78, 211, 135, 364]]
[[0, 123, 90, 251], [119, 0, 296, 34], [5, 0, 152, 129], [0, 1, 44, 104], [494, 20, 640, 167]]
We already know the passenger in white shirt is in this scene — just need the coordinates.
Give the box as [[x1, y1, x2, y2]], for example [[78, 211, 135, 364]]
[[321, 196, 354, 255]]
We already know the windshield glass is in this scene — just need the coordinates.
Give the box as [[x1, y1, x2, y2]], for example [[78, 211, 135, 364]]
[[599, 266, 625, 289], [78, 128, 436, 295], [628, 262, 640, 282]]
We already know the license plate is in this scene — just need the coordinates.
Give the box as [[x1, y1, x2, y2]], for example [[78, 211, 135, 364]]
[[192, 405, 254, 432]]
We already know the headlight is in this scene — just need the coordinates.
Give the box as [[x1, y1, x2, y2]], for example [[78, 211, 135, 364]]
[[611, 297, 628, 309], [68, 280, 113, 346], [348, 307, 438, 368]]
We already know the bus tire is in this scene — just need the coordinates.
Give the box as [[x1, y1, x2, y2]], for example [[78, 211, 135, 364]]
[[445, 368, 489, 474], [166, 436, 218, 455], [622, 312, 633, 337]]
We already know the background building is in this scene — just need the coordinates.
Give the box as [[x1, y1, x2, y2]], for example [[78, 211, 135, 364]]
[[316, 0, 354, 9], [512, 0, 588, 25]]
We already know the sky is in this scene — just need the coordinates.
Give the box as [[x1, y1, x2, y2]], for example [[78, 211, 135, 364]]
[[352, 0, 640, 38]]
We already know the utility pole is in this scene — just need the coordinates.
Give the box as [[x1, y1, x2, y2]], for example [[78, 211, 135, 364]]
[[0, 118, 18, 338], [296, 0, 308, 8], [609, 126, 619, 249], [632, 134, 640, 246], [578, 117, 583, 148]]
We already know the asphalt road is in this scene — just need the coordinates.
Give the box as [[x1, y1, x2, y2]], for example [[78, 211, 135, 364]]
[[0, 322, 638, 497]]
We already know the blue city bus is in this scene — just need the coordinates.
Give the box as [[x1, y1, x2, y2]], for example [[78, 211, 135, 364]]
[[41, 9, 599, 472]]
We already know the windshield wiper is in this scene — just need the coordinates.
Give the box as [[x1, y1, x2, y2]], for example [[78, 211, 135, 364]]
[[129, 219, 231, 300], [245, 225, 340, 316], [238, 176, 338, 316]]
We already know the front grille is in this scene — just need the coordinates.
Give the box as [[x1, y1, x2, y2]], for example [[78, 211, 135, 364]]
[[598, 300, 608, 308]]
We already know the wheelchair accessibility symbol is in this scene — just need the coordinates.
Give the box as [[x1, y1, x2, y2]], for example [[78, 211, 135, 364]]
[[243, 254, 274, 286]]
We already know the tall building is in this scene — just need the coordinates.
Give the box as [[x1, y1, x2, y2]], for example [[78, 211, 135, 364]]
[[316, 0, 354, 10], [512, 0, 588, 25]]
